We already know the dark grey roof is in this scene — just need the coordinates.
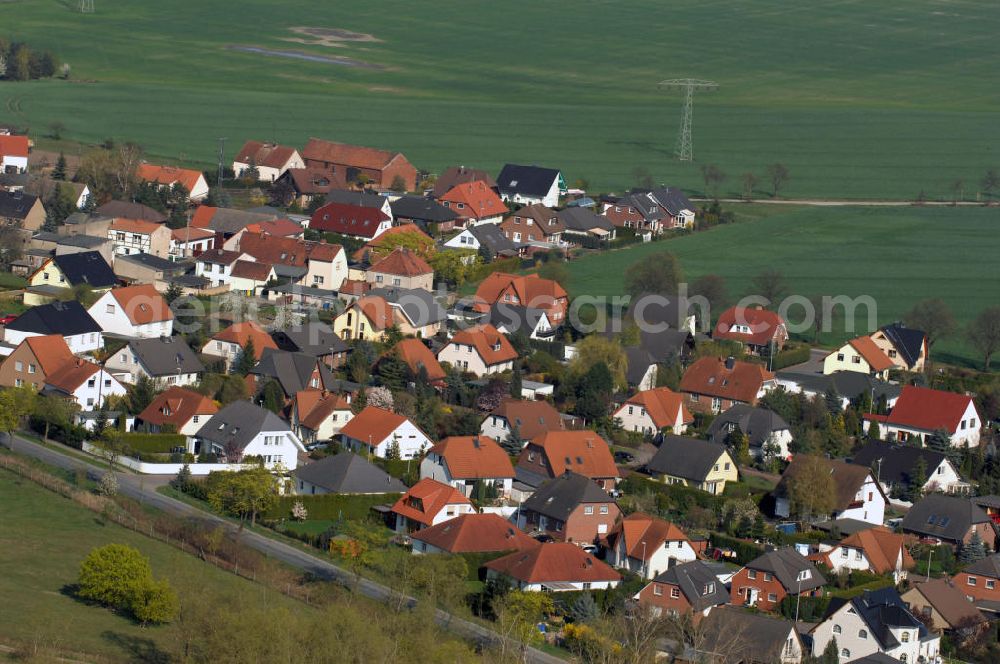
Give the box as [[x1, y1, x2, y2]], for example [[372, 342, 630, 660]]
[[745, 547, 825, 593], [556, 207, 614, 233], [31, 231, 61, 244], [268, 283, 340, 300], [196, 400, 293, 452], [467, 223, 518, 254], [646, 436, 729, 482], [901, 494, 992, 543], [624, 346, 657, 387], [850, 442, 950, 488], [961, 553, 1000, 578], [272, 264, 307, 279], [652, 560, 730, 611], [879, 323, 926, 369], [610, 192, 665, 223], [646, 186, 694, 216], [847, 654, 903, 664], [389, 195, 458, 223], [251, 347, 335, 397], [635, 329, 693, 364], [271, 322, 347, 357], [323, 189, 387, 209], [206, 207, 276, 234], [368, 287, 447, 327], [116, 252, 186, 273], [489, 302, 549, 337], [706, 404, 790, 449], [6, 300, 100, 336], [825, 588, 925, 651], [626, 293, 692, 331], [170, 274, 211, 289], [0, 190, 40, 220], [95, 200, 167, 223], [972, 495, 1000, 510], [496, 164, 561, 198], [812, 518, 882, 537], [521, 471, 612, 521], [63, 212, 112, 226], [129, 336, 204, 376], [293, 452, 406, 494], [775, 369, 902, 403], [57, 234, 107, 249], [51, 251, 117, 288], [696, 606, 799, 664]]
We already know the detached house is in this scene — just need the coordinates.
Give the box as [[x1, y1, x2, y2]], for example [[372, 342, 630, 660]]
[[613, 387, 693, 436], [473, 272, 568, 324], [901, 578, 988, 633], [495, 164, 565, 208], [601, 187, 695, 233], [4, 300, 103, 353], [43, 357, 127, 410], [88, 284, 173, 338], [605, 512, 696, 579], [389, 195, 460, 234], [646, 436, 738, 495], [517, 471, 621, 543], [438, 323, 517, 376], [515, 430, 620, 492], [302, 138, 418, 192], [635, 560, 731, 621], [25, 251, 116, 306], [0, 134, 29, 173], [0, 190, 45, 245], [713, 306, 788, 356], [693, 607, 805, 664], [365, 247, 433, 291], [952, 554, 1000, 605], [193, 400, 306, 470], [390, 478, 475, 533], [814, 527, 914, 584], [870, 323, 928, 372], [438, 180, 508, 226], [706, 404, 793, 461], [169, 226, 215, 259], [339, 405, 433, 460], [0, 334, 75, 390], [232, 141, 304, 182], [391, 338, 446, 385], [900, 494, 997, 550], [480, 398, 567, 448], [411, 513, 538, 555], [107, 218, 171, 257], [201, 321, 277, 369], [499, 203, 566, 247], [194, 248, 246, 288], [249, 348, 337, 398], [444, 223, 520, 257], [105, 335, 203, 387], [293, 452, 406, 496], [332, 295, 393, 342], [731, 547, 825, 612], [772, 456, 886, 525], [271, 322, 349, 369], [556, 207, 616, 241], [420, 435, 515, 498], [679, 356, 776, 414], [484, 542, 621, 592], [864, 385, 982, 448], [289, 388, 353, 444], [431, 165, 496, 199], [236, 232, 347, 291], [309, 201, 392, 240], [136, 386, 218, 435], [136, 163, 209, 201], [824, 335, 895, 379], [851, 441, 968, 496], [280, 168, 346, 207]]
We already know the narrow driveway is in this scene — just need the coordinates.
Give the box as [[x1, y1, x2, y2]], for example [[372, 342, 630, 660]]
[[5, 435, 565, 664]]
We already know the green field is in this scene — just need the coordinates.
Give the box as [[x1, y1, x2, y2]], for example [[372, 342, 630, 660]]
[[566, 205, 1000, 367], [0, 469, 306, 661], [1, 0, 999, 198]]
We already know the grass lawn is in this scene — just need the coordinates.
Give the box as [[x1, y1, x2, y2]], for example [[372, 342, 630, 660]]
[[0, 468, 308, 662], [565, 204, 1000, 368], [1, 0, 998, 199], [281, 519, 336, 537]]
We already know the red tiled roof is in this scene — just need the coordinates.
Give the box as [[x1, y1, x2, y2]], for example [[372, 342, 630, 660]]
[[489, 398, 566, 441], [44, 358, 101, 393], [352, 296, 394, 331], [447, 324, 518, 367], [136, 163, 203, 193], [411, 513, 538, 554], [0, 135, 29, 158], [109, 218, 163, 234], [837, 527, 913, 575], [339, 405, 408, 444], [234, 141, 299, 170], [285, 168, 347, 194], [606, 513, 690, 561], [338, 279, 370, 297], [439, 181, 508, 220], [368, 247, 432, 277], [428, 436, 514, 480], [620, 387, 693, 430], [350, 224, 434, 262], [528, 431, 619, 479], [197, 248, 243, 265], [309, 201, 390, 238], [302, 138, 403, 171], [846, 335, 895, 372], [237, 231, 342, 267], [211, 321, 277, 359], [245, 218, 304, 238], [171, 226, 215, 242], [22, 335, 75, 374], [138, 386, 218, 428], [393, 338, 446, 382], [390, 478, 473, 527], [109, 284, 173, 325], [190, 205, 217, 229], [473, 272, 567, 312], [484, 542, 621, 584], [293, 389, 352, 431], [679, 357, 774, 404], [500, 204, 564, 239], [714, 307, 786, 346], [230, 260, 274, 282], [885, 385, 977, 433]]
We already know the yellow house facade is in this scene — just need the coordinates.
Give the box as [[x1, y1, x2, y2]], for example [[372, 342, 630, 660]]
[[822, 336, 893, 380], [647, 436, 739, 495], [331, 297, 390, 342]]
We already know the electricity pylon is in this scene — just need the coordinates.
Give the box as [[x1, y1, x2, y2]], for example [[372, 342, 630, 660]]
[[658, 78, 718, 162], [79, 0, 95, 13]]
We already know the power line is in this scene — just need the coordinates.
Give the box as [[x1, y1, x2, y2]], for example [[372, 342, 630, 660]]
[[216, 137, 227, 188], [658, 78, 718, 162]]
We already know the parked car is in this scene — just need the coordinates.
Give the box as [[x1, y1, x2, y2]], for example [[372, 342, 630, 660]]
[[613, 450, 635, 464], [0, 314, 18, 325]]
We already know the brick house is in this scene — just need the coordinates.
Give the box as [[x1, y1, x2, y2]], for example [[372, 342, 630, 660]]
[[517, 471, 621, 544], [472, 272, 568, 325], [952, 554, 1000, 604], [900, 493, 997, 550], [302, 138, 417, 192], [730, 547, 825, 612], [0, 334, 75, 390], [679, 356, 776, 414], [635, 559, 731, 621], [713, 306, 788, 356], [515, 430, 620, 492]]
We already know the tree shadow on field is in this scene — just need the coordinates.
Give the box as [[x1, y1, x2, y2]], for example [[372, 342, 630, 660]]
[[102, 631, 173, 663], [608, 140, 676, 160]]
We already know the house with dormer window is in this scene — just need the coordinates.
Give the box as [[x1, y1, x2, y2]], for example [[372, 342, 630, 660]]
[[437, 323, 517, 376], [730, 547, 825, 612], [499, 203, 566, 247]]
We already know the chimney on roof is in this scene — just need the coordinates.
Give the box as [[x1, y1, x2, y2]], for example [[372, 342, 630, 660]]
[[725, 356, 735, 370]]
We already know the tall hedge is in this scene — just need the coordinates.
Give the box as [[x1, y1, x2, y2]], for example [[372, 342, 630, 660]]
[[263, 492, 401, 521], [120, 432, 187, 454]]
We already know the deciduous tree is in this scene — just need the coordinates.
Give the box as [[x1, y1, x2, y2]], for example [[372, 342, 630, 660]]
[[968, 306, 1000, 370], [785, 455, 836, 520], [906, 298, 956, 348], [623, 251, 683, 298], [767, 163, 790, 197]]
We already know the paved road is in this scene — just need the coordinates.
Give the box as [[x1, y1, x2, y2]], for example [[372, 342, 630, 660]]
[[6, 435, 564, 664], [692, 197, 988, 207]]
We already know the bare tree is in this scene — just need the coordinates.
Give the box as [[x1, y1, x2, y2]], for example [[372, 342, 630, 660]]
[[968, 306, 1000, 370], [766, 163, 790, 198], [115, 142, 144, 199], [981, 168, 1000, 204], [906, 298, 957, 348], [741, 172, 757, 201], [750, 268, 788, 304], [950, 179, 965, 205], [700, 164, 726, 199]]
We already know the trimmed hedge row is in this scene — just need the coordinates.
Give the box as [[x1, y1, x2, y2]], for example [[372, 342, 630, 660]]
[[771, 344, 812, 371], [709, 533, 765, 566], [121, 432, 187, 453], [263, 492, 401, 521]]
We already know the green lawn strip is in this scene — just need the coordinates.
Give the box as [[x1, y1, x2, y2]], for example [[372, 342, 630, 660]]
[[15, 433, 123, 473]]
